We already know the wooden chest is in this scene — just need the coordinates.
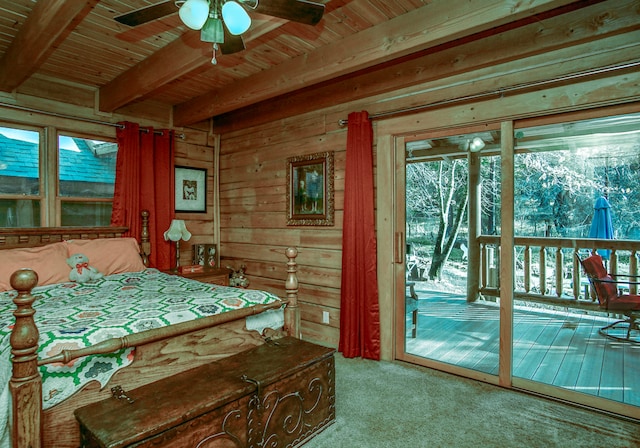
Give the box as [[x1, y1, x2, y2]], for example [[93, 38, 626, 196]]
[[75, 337, 335, 448]]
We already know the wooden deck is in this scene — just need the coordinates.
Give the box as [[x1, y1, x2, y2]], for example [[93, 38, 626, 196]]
[[405, 289, 640, 408]]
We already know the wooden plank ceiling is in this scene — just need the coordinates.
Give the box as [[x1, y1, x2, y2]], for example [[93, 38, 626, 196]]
[[0, 0, 579, 127]]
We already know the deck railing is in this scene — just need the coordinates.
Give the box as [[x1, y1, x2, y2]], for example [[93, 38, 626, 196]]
[[477, 236, 640, 309]]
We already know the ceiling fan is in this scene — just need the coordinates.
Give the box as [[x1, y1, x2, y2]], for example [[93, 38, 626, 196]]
[[114, 0, 325, 64]]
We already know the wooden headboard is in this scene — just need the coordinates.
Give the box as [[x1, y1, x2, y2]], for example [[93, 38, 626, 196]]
[[0, 210, 150, 265], [0, 226, 129, 249]]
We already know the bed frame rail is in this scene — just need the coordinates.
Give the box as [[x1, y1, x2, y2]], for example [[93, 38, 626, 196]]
[[39, 301, 286, 366]]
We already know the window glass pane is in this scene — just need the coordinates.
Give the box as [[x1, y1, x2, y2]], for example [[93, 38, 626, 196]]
[[0, 199, 40, 227], [514, 113, 640, 238], [0, 126, 40, 195], [58, 135, 117, 198], [60, 201, 112, 226]]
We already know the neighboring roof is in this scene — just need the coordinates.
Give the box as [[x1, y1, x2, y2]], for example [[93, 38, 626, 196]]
[[0, 134, 116, 183]]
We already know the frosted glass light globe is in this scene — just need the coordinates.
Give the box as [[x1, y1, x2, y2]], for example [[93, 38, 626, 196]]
[[222, 1, 251, 35], [179, 0, 209, 30]]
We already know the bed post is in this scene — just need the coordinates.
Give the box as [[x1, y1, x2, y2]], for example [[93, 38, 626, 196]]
[[9, 269, 42, 448], [140, 209, 151, 267], [284, 247, 300, 338]]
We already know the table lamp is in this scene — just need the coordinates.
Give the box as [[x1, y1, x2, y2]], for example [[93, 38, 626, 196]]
[[164, 219, 192, 271]]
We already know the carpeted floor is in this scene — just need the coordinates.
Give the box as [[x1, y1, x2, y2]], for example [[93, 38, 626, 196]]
[[303, 354, 640, 448]]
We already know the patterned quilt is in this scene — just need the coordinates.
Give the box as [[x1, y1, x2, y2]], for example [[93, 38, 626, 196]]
[[0, 268, 281, 409]]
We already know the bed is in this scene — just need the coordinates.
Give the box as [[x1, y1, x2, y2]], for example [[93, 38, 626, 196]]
[[0, 212, 300, 448]]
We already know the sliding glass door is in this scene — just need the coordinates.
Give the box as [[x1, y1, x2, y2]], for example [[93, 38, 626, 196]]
[[395, 112, 640, 419]]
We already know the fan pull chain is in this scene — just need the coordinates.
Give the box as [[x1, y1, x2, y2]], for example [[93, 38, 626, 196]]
[[211, 43, 219, 65]]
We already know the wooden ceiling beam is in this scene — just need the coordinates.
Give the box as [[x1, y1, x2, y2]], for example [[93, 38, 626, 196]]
[[173, 0, 580, 126], [0, 0, 98, 93], [215, 0, 634, 133], [98, 18, 291, 113], [98, 31, 206, 113]]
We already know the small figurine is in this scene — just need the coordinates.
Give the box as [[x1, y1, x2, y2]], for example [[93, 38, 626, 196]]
[[227, 264, 249, 288]]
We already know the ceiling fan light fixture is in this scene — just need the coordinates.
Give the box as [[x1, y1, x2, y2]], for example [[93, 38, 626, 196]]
[[179, 0, 210, 30], [221, 1, 251, 35], [201, 16, 225, 43]]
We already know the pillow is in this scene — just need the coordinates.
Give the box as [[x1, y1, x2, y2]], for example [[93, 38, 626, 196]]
[[65, 238, 145, 276], [0, 242, 70, 292]]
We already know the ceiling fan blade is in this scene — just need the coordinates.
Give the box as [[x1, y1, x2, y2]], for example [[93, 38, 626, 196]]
[[246, 0, 325, 26], [220, 28, 245, 54], [114, 1, 179, 27]]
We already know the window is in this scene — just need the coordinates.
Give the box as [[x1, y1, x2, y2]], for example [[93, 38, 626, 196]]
[[58, 134, 117, 226], [0, 125, 41, 227], [0, 124, 117, 227]]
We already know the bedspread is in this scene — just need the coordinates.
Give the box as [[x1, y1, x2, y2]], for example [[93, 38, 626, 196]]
[[0, 268, 281, 409]]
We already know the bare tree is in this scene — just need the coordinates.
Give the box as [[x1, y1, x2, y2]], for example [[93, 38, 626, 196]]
[[406, 159, 468, 280], [427, 160, 468, 280]]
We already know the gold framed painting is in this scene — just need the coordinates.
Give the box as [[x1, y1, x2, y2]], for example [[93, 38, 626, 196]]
[[286, 151, 334, 226]]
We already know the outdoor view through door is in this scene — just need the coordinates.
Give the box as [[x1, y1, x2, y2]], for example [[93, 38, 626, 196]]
[[404, 129, 501, 376], [511, 115, 640, 411], [402, 112, 640, 417]]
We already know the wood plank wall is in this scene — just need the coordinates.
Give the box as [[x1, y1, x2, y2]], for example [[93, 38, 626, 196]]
[[218, 117, 348, 347]]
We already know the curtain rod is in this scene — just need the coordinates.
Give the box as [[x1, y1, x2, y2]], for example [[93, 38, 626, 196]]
[[0, 102, 185, 139], [338, 60, 640, 126]]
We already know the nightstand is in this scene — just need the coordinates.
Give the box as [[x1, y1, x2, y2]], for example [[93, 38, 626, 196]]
[[166, 267, 232, 286]]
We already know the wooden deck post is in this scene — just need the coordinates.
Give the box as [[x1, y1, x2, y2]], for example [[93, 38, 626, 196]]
[[631, 250, 638, 295], [9, 269, 41, 448], [555, 247, 563, 297], [467, 150, 481, 302], [284, 247, 300, 338]]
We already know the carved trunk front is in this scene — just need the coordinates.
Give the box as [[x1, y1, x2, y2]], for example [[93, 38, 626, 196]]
[[75, 337, 335, 448]]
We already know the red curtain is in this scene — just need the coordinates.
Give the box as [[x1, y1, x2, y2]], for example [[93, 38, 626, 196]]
[[111, 122, 174, 270], [339, 111, 381, 360]]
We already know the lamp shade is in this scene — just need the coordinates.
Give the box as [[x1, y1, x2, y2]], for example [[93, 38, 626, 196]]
[[221, 1, 251, 35], [179, 0, 209, 30], [164, 219, 192, 242]]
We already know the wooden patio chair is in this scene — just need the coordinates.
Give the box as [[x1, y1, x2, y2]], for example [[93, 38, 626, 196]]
[[576, 252, 640, 343]]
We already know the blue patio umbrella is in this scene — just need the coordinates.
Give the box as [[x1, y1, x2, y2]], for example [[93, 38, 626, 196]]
[[588, 196, 614, 260]]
